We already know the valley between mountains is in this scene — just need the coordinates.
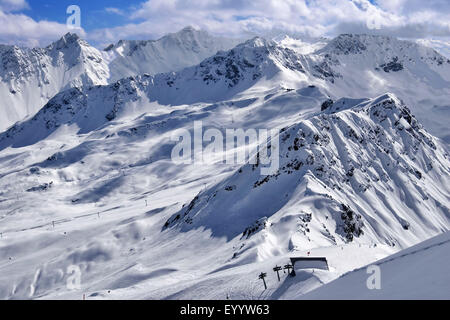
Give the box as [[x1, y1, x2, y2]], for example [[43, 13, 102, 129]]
[[0, 28, 448, 299]]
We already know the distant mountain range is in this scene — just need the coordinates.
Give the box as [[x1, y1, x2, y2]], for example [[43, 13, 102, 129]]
[[0, 28, 448, 300], [1, 30, 449, 141], [0, 27, 240, 132]]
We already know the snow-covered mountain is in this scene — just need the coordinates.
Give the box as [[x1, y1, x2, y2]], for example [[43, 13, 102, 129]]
[[302, 231, 450, 300], [1, 89, 446, 300], [0, 33, 110, 132], [1, 32, 449, 140], [311, 34, 450, 142], [8, 33, 448, 147], [274, 35, 329, 55], [0, 36, 316, 150], [104, 26, 242, 82], [0, 30, 449, 300], [164, 93, 450, 252], [0, 27, 241, 132], [271, 34, 450, 143]]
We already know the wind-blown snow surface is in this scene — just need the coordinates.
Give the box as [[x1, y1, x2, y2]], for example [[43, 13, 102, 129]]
[[0, 89, 448, 299], [301, 231, 450, 300], [274, 35, 329, 55], [0, 32, 449, 300], [0, 81, 328, 299], [165, 94, 450, 248]]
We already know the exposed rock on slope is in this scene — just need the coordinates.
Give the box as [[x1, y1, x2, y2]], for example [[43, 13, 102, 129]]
[[104, 26, 241, 81], [164, 94, 450, 252], [0, 33, 109, 131]]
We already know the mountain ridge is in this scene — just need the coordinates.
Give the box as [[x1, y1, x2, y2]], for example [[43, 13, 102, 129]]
[[0, 27, 242, 132], [103, 26, 242, 82], [0, 30, 449, 300], [164, 93, 449, 253], [0, 32, 109, 132], [1, 31, 450, 140]]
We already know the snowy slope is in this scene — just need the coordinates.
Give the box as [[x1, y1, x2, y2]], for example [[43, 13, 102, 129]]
[[0, 27, 239, 132], [104, 26, 241, 82], [0, 36, 319, 152], [0, 31, 449, 300], [310, 34, 450, 142], [301, 231, 450, 300], [274, 35, 329, 55], [1, 34, 449, 251], [2, 32, 448, 141], [0, 33, 110, 132], [165, 94, 450, 251], [0, 91, 446, 300], [0, 84, 329, 300]]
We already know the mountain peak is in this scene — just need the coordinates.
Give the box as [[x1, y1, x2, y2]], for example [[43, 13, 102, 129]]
[[47, 32, 84, 51], [179, 25, 198, 33], [163, 26, 210, 42], [62, 32, 81, 41], [243, 36, 271, 47], [368, 92, 401, 106], [105, 27, 241, 81], [322, 93, 414, 124], [323, 93, 401, 114], [318, 33, 448, 59], [317, 33, 422, 56], [319, 33, 373, 55]]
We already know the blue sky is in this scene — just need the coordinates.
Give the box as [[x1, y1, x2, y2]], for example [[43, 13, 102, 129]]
[[23, 0, 143, 31], [0, 0, 449, 50]]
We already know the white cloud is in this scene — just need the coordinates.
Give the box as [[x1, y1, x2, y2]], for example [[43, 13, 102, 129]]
[[0, 0, 29, 12], [0, 10, 85, 47], [0, 0, 449, 55], [86, 0, 450, 44], [417, 38, 450, 58], [105, 7, 125, 16]]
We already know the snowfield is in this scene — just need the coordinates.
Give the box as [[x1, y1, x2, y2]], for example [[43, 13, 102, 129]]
[[0, 29, 449, 300], [302, 231, 450, 300]]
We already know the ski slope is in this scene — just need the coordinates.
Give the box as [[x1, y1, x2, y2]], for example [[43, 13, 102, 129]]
[[301, 231, 450, 300], [0, 30, 449, 300]]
